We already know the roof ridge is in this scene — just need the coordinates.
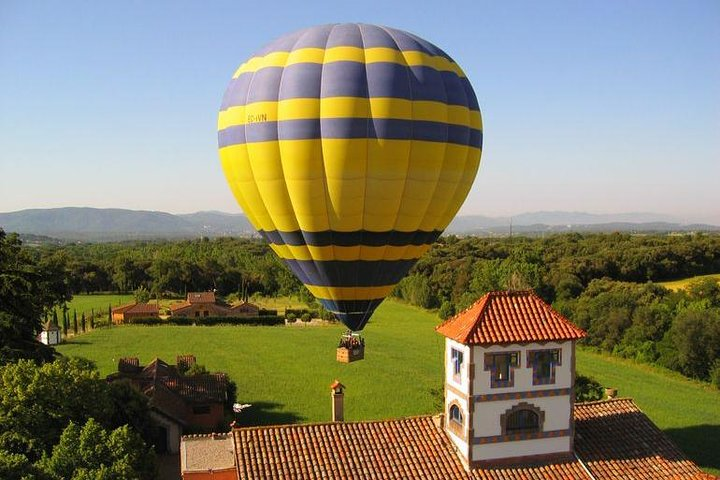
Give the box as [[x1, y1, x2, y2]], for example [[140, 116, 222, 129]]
[[575, 397, 637, 407], [232, 414, 437, 432]]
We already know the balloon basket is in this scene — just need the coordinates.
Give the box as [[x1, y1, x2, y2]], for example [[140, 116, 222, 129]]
[[336, 332, 365, 363]]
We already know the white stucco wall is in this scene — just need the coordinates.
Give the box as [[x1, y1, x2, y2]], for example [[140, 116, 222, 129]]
[[444, 339, 471, 461], [472, 395, 572, 437], [472, 436, 572, 461], [445, 339, 471, 395]]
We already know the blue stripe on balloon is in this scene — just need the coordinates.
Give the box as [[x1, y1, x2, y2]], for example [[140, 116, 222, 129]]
[[319, 298, 385, 331], [282, 259, 417, 287], [258, 229, 443, 247], [218, 119, 479, 147], [221, 64, 479, 110]]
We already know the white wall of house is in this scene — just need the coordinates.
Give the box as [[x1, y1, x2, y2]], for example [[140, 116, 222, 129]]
[[472, 395, 572, 437], [472, 436, 572, 461]]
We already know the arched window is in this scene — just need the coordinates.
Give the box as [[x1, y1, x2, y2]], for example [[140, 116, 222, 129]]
[[449, 404, 463, 425], [501, 402, 544, 435], [506, 409, 539, 433]]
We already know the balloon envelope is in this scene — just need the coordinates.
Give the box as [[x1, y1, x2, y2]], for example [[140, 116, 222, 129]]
[[218, 24, 482, 331]]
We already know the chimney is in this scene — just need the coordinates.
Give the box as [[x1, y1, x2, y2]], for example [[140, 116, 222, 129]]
[[330, 380, 345, 422], [605, 387, 618, 399]]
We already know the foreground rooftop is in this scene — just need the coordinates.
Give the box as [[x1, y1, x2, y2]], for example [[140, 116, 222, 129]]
[[184, 398, 713, 479]]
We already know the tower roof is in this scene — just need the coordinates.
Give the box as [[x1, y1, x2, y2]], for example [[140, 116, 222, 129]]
[[435, 290, 586, 345]]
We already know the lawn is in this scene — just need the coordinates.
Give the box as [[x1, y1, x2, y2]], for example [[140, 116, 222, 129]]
[[576, 349, 719, 474], [56, 299, 719, 475], [54, 293, 134, 320], [658, 273, 720, 291]]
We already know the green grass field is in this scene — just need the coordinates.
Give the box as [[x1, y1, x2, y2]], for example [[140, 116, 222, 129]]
[[576, 349, 719, 474], [56, 298, 719, 474], [54, 293, 134, 320], [658, 273, 720, 291]]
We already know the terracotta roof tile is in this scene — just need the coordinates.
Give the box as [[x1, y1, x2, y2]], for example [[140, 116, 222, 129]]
[[111, 302, 158, 315], [229, 398, 712, 479], [188, 292, 216, 304], [436, 290, 586, 345], [574, 398, 710, 479], [233, 416, 590, 480]]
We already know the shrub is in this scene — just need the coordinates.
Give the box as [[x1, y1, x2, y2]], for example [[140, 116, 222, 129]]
[[710, 360, 720, 389], [300, 313, 311, 322], [286, 313, 297, 322], [575, 374, 604, 402]]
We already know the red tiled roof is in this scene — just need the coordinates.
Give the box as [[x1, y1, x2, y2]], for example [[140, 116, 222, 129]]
[[229, 398, 712, 480], [111, 302, 158, 315], [436, 290, 586, 345], [164, 374, 228, 404], [188, 292, 216, 304], [233, 416, 590, 480], [574, 398, 710, 479], [169, 301, 192, 311]]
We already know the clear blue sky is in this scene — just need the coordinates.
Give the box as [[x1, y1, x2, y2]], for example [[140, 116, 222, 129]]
[[1, 0, 718, 223]]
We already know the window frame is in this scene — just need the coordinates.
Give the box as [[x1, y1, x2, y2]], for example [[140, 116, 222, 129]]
[[500, 402, 545, 435], [484, 351, 520, 388], [450, 348, 464, 380], [527, 348, 561, 385]]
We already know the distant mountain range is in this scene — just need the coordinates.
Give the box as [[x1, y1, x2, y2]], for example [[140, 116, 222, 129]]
[[0, 207, 717, 242]]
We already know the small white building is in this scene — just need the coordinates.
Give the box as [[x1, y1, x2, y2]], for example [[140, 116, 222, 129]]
[[436, 290, 586, 469], [38, 320, 61, 346]]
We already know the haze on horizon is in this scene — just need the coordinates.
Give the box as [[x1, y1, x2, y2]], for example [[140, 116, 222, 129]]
[[1, 1, 719, 224]]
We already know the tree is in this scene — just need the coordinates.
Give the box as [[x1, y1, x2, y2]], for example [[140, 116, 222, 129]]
[[133, 286, 150, 304], [81, 312, 86, 333], [0, 230, 60, 365], [0, 358, 114, 460], [38, 419, 155, 480], [73, 310, 78, 334]]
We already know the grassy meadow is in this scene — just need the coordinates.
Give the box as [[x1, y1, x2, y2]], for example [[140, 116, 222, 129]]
[[658, 273, 720, 291], [56, 298, 719, 474], [54, 293, 134, 320]]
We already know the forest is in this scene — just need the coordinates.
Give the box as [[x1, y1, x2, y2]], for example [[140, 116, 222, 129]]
[[12, 230, 720, 386]]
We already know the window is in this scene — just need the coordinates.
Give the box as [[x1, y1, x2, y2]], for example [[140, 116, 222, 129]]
[[451, 348, 463, 378], [192, 405, 211, 415], [449, 404, 463, 425], [194, 311, 200, 318], [203, 310, 209, 317], [501, 402, 544, 435], [506, 409, 539, 433], [527, 349, 561, 385], [484, 351, 520, 388]]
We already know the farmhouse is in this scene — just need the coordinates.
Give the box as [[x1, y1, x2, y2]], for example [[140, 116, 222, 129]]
[[180, 290, 713, 479], [111, 302, 159, 324], [108, 355, 228, 454], [170, 292, 259, 318]]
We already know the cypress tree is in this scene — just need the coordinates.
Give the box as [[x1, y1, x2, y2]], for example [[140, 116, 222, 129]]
[[62, 311, 68, 336], [73, 310, 78, 334], [108, 304, 112, 327], [81, 312, 86, 332], [52, 310, 58, 328], [90, 308, 95, 329]]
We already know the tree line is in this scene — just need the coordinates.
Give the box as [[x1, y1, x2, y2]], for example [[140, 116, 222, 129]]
[[392, 233, 720, 386]]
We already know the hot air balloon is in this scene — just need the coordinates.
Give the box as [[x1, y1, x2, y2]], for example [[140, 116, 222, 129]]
[[218, 24, 482, 345]]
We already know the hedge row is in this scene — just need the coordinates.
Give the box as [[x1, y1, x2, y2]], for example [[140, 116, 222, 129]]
[[123, 315, 284, 326], [285, 308, 319, 318]]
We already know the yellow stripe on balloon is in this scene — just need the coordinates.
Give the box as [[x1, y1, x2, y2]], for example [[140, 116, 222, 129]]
[[269, 243, 432, 262], [305, 284, 396, 300], [232, 47, 466, 78], [218, 98, 481, 130]]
